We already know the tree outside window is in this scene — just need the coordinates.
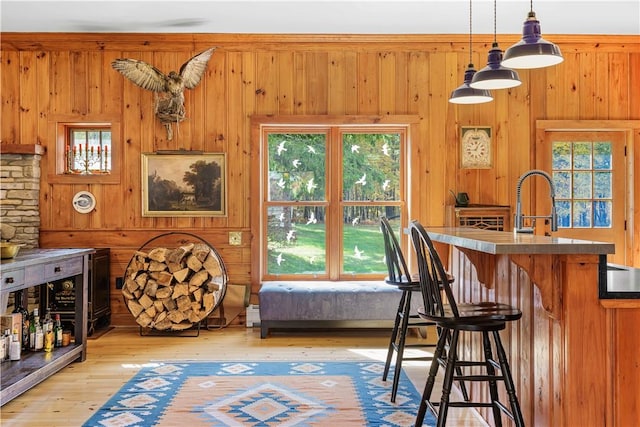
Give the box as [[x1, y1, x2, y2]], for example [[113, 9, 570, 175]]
[[261, 124, 407, 280], [552, 140, 613, 228]]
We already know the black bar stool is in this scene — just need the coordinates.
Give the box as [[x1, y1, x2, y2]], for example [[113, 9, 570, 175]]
[[409, 220, 525, 427], [379, 216, 468, 404], [380, 216, 434, 402]]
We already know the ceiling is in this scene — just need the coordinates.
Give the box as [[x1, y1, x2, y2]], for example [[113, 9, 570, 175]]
[[1, 0, 639, 35]]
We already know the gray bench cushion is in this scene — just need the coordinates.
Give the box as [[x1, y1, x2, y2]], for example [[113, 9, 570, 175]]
[[259, 281, 405, 321], [258, 281, 424, 337]]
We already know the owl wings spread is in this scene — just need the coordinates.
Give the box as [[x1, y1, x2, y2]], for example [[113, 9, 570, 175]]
[[110, 47, 216, 140], [110, 47, 216, 95]]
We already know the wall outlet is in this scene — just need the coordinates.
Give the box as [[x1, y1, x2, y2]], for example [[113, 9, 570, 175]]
[[229, 231, 242, 246], [115, 277, 124, 289]]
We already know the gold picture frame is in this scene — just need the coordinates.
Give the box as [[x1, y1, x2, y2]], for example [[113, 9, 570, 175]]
[[142, 152, 226, 217], [460, 126, 492, 169]]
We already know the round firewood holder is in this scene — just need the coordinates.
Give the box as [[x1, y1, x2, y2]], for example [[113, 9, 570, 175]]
[[122, 232, 228, 336]]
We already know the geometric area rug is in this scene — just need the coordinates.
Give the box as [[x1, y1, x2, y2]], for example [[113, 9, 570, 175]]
[[82, 361, 435, 426]]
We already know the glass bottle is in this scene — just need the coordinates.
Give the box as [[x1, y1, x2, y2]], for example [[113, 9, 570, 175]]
[[33, 309, 44, 351], [9, 329, 21, 361], [1, 329, 7, 361], [29, 308, 39, 351], [12, 290, 30, 351], [43, 308, 54, 353], [43, 308, 52, 330], [53, 314, 63, 348], [6, 329, 12, 361]]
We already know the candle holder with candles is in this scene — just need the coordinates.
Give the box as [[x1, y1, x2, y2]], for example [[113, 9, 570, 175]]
[[66, 144, 109, 174]]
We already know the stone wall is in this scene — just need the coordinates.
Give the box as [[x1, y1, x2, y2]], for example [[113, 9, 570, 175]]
[[0, 152, 41, 248]]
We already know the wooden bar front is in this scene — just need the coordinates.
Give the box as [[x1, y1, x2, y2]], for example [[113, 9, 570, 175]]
[[424, 227, 638, 426]]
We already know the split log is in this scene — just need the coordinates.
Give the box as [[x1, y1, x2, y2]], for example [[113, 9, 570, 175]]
[[123, 241, 227, 330]]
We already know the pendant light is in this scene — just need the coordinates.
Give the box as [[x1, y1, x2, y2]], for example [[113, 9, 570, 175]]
[[470, 0, 521, 90], [502, 0, 563, 69], [449, 0, 493, 104]]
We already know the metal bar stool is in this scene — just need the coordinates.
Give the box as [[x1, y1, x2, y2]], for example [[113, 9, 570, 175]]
[[409, 220, 524, 427]]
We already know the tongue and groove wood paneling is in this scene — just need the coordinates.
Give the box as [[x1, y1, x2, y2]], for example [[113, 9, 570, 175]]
[[1, 33, 639, 329]]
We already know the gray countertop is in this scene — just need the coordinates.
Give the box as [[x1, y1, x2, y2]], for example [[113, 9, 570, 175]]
[[422, 226, 638, 299], [425, 227, 615, 255], [1, 248, 95, 270]]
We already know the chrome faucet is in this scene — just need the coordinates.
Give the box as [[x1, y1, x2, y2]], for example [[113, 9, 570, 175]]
[[514, 169, 558, 234]]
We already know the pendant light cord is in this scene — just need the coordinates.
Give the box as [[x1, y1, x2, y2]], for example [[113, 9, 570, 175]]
[[493, 0, 497, 44], [530, 0, 534, 13], [468, 0, 473, 65]]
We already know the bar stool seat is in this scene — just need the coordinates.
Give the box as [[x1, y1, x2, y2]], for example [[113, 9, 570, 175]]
[[409, 220, 525, 427]]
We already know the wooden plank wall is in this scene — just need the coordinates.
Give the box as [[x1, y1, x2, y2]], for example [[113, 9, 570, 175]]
[[1, 33, 639, 326]]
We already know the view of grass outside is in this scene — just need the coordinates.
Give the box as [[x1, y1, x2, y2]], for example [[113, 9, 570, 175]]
[[263, 126, 405, 278], [267, 209, 403, 275]]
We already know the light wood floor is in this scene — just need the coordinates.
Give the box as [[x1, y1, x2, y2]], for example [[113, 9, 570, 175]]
[[0, 326, 488, 426]]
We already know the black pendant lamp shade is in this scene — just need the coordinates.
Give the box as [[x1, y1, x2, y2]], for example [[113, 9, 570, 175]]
[[469, 0, 521, 90], [450, 64, 493, 104], [470, 42, 521, 90], [449, 0, 493, 104], [502, 10, 564, 69]]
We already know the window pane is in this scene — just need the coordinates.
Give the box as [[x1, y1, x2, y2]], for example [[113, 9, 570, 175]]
[[593, 201, 612, 228], [553, 171, 571, 199], [593, 142, 612, 169], [573, 142, 592, 169], [102, 131, 112, 171], [573, 171, 592, 198], [594, 171, 611, 198], [73, 131, 87, 144], [260, 122, 408, 281], [342, 205, 398, 275], [267, 133, 326, 202], [88, 131, 101, 146], [342, 133, 401, 201], [551, 138, 615, 232], [557, 200, 571, 228], [552, 141, 571, 169], [67, 128, 111, 174], [573, 201, 592, 227], [266, 205, 326, 275]]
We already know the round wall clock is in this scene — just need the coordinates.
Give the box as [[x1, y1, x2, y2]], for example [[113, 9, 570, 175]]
[[461, 127, 492, 169], [72, 191, 96, 214]]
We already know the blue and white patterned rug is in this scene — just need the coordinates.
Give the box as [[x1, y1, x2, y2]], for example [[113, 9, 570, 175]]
[[82, 361, 433, 426]]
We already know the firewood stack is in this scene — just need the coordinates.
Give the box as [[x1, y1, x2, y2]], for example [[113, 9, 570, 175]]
[[122, 241, 227, 330]]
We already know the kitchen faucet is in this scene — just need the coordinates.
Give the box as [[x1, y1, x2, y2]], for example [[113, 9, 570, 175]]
[[514, 169, 558, 234]]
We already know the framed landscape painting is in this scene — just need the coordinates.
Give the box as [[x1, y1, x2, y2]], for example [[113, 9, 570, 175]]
[[142, 152, 226, 217]]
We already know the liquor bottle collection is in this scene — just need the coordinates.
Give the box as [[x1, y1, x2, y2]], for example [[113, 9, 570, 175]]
[[1, 290, 68, 362]]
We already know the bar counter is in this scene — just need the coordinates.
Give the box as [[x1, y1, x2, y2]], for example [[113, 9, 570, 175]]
[[423, 227, 639, 427]]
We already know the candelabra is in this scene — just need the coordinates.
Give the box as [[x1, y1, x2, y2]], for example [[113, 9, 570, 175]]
[[66, 144, 108, 174]]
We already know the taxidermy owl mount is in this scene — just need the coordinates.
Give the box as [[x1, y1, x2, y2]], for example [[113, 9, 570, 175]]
[[111, 47, 216, 140]]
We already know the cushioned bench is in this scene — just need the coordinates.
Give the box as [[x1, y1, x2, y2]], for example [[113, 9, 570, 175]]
[[258, 281, 420, 338]]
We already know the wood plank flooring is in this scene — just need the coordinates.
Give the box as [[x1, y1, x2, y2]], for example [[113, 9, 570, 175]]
[[0, 326, 487, 426]]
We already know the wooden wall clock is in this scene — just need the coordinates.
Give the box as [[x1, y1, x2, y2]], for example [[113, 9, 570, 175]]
[[460, 126, 492, 169]]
